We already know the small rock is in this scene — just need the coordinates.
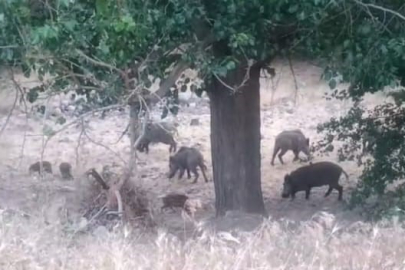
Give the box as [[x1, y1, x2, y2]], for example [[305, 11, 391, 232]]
[[190, 118, 200, 126], [58, 137, 71, 143], [285, 108, 294, 114]]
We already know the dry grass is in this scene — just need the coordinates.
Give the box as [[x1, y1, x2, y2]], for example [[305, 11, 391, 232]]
[[0, 211, 404, 270]]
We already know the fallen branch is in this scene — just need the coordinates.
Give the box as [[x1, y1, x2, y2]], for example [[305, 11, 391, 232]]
[[114, 190, 123, 215], [87, 168, 110, 190]]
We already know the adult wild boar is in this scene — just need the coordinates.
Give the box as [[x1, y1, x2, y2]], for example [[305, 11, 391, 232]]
[[29, 161, 53, 175], [281, 161, 348, 200], [168, 146, 209, 183], [271, 129, 310, 165], [136, 122, 177, 153]]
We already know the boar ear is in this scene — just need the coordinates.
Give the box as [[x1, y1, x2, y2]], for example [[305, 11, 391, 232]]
[[284, 174, 291, 182], [306, 138, 310, 146]]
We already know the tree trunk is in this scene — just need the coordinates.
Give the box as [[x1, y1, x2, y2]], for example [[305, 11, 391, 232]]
[[208, 63, 267, 217]]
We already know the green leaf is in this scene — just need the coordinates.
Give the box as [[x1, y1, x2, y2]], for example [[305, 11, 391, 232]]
[[288, 5, 299, 14], [360, 24, 371, 35], [343, 40, 350, 48], [380, 44, 388, 54], [226, 61, 236, 70], [96, 0, 108, 16], [62, 20, 77, 32], [56, 116, 67, 125], [297, 11, 305, 20], [58, 0, 70, 8], [43, 125, 55, 137]]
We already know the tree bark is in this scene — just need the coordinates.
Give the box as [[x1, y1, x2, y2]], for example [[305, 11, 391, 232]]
[[208, 62, 267, 217]]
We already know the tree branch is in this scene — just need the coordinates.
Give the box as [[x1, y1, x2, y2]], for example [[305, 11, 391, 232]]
[[0, 69, 20, 139], [353, 0, 405, 21], [75, 49, 126, 76]]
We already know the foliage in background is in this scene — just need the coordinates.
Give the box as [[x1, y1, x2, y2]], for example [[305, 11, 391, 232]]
[[1, 0, 405, 218]]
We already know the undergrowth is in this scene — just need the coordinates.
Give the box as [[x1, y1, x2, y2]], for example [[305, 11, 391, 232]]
[[0, 210, 404, 270]]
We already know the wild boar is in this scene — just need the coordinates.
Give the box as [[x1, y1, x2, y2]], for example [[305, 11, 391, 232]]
[[29, 161, 53, 175], [59, 162, 73, 180], [136, 122, 177, 153], [281, 161, 348, 200], [271, 129, 311, 165], [168, 146, 209, 183]]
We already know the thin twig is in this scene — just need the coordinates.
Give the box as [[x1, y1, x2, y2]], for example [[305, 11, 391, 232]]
[[82, 127, 127, 165], [213, 60, 253, 94], [0, 70, 20, 139], [7, 70, 29, 167], [0, 45, 19, 49], [75, 49, 125, 76], [287, 53, 299, 106], [39, 95, 53, 179], [111, 124, 129, 145], [75, 119, 85, 168]]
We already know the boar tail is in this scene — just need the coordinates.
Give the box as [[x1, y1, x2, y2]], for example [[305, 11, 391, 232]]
[[341, 169, 349, 181]]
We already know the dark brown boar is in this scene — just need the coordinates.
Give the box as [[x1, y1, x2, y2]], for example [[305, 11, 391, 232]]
[[271, 129, 311, 165], [59, 162, 73, 180], [281, 161, 348, 200], [29, 161, 53, 175], [136, 122, 177, 153], [167, 146, 209, 183]]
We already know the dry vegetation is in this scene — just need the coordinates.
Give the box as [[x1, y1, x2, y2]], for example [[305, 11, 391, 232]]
[[1, 211, 405, 269], [0, 59, 403, 269]]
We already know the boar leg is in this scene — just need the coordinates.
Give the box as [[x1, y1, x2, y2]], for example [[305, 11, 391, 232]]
[[278, 148, 287, 164], [144, 143, 149, 154], [271, 146, 280, 166], [305, 187, 311, 199], [324, 186, 333, 197], [191, 167, 199, 183], [186, 169, 191, 179], [336, 184, 343, 200], [291, 190, 296, 200], [292, 150, 299, 161], [178, 168, 186, 179], [169, 142, 176, 153]]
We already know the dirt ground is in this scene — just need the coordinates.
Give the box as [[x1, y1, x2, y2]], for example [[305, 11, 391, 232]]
[[0, 59, 393, 236]]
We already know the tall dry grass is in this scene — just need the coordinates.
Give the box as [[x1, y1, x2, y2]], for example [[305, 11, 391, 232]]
[[0, 210, 404, 270]]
